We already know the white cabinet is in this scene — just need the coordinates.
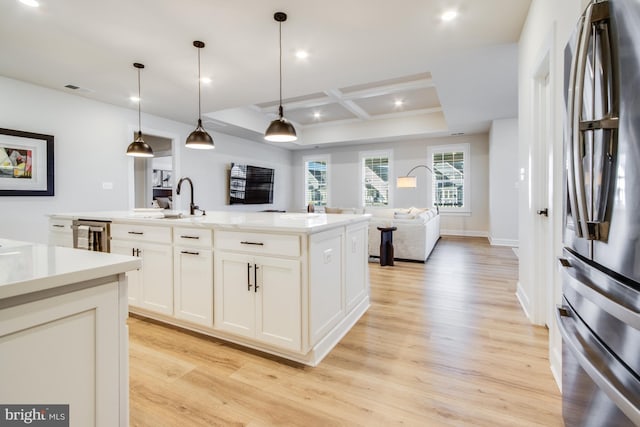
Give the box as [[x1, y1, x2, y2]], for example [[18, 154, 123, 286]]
[[174, 227, 213, 327], [309, 228, 343, 345], [214, 251, 301, 351], [48, 218, 73, 248], [345, 223, 368, 312], [110, 223, 173, 315], [0, 280, 129, 426]]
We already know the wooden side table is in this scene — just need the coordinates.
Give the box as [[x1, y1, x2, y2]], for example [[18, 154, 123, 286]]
[[377, 226, 397, 266]]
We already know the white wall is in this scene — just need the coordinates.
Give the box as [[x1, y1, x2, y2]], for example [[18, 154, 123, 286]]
[[292, 134, 490, 237], [489, 118, 519, 246], [0, 76, 293, 243], [518, 0, 587, 389]]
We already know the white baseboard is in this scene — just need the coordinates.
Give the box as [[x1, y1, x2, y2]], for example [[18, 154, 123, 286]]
[[550, 346, 562, 393], [488, 236, 519, 247], [515, 281, 532, 322], [440, 229, 488, 238]]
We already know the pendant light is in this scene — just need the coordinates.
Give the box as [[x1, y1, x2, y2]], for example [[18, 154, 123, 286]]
[[264, 12, 297, 142], [186, 41, 214, 149], [126, 63, 154, 157]]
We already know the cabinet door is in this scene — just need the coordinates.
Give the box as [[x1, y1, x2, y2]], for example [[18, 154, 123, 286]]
[[139, 242, 173, 316], [174, 247, 213, 327], [110, 240, 142, 307], [254, 256, 301, 351], [214, 252, 255, 338], [345, 224, 368, 311]]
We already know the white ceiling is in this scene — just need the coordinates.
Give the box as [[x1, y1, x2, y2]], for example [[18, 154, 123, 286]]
[[0, 0, 531, 148]]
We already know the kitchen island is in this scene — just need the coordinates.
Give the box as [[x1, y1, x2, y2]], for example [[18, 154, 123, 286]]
[[49, 211, 371, 366], [0, 238, 140, 427]]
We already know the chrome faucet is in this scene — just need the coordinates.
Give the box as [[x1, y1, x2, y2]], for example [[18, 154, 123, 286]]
[[176, 177, 204, 216]]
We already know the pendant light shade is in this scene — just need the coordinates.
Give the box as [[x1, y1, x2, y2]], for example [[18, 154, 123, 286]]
[[264, 12, 297, 143], [186, 41, 214, 149], [126, 63, 153, 157]]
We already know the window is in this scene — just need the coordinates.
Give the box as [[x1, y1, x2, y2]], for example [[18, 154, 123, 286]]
[[303, 155, 329, 207], [360, 150, 392, 207], [428, 143, 470, 213]]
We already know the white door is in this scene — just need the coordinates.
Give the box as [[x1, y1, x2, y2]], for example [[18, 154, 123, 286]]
[[254, 256, 301, 351], [110, 240, 142, 307], [535, 72, 555, 327], [174, 247, 213, 327], [139, 242, 173, 315], [214, 252, 255, 338]]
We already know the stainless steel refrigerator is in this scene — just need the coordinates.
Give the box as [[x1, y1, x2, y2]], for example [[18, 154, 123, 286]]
[[560, 0, 640, 425]]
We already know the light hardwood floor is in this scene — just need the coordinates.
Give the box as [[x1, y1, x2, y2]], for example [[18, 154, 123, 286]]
[[129, 236, 563, 426]]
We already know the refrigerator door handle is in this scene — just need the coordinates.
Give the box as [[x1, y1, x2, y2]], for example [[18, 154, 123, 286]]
[[563, 266, 640, 330], [572, 3, 594, 240], [556, 305, 640, 425], [566, 14, 586, 238]]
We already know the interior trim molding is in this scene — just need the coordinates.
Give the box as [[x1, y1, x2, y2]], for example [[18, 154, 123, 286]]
[[516, 281, 532, 322], [488, 237, 519, 247], [440, 229, 488, 238]]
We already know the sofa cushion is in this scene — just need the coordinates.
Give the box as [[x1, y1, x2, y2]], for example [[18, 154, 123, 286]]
[[394, 212, 416, 219]]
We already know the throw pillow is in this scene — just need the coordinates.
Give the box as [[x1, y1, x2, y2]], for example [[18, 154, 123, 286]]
[[325, 207, 341, 214], [394, 212, 416, 219]]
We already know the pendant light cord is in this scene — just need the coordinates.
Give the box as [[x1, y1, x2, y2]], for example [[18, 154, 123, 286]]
[[198, 46, 202, 122], [279, 20, 283, 119], [137, 67, 142, 135]]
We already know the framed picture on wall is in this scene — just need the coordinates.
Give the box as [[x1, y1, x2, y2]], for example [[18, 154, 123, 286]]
[[152, 169, 162, 187], [0, 128, 54, 196], [161, 170, 172, 188]]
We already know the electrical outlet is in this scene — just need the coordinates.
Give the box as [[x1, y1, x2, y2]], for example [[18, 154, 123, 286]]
[[102, 182, 113, 190], [323, 248, 332, 264]]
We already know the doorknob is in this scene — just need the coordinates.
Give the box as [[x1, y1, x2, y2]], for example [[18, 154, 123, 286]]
[[537, 208, 549, 217]]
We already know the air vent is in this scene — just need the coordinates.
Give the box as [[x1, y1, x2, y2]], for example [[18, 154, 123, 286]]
[[450, 132, 465, 136], [64, 84, 94, 94]]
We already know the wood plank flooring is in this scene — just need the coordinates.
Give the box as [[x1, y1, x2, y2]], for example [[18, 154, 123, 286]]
[[129, 236, 563, 426]]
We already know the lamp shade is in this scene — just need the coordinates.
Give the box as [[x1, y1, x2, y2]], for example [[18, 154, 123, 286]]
[[396, 176, 417, 188], [265, 117, 297, 142], [127, 131, 153, 158], [186, 119, 215, 149]]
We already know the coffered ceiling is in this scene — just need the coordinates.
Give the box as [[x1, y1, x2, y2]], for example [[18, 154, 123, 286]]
[[0, 0, 531, 148]]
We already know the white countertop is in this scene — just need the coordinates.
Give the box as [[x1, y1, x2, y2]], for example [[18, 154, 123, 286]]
[[0, 239, 141, 300], [50, 210, 370, 233]]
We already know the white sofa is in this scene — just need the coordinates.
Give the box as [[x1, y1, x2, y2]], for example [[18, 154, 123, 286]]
[[323, 206, 440, 262]]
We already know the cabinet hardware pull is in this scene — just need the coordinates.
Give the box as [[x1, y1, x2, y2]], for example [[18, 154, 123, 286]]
[[132, 248, 135, 256], [135, 249, 141, 257], [247, 263, 252, 291], [558, 258, 571, 268], [181, 250, 200, 256], [52, 224, 64, 228], [128, 231, 144, 235], [254, 265, 259, 292], [180, 235, 199, 239], [240, 241, 264, 246]]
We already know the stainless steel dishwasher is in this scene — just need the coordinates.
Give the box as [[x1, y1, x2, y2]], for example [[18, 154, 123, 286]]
[[72, 219, 111, 252]]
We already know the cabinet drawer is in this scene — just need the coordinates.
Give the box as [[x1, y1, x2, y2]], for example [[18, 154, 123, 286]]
[[111, 223, 171, 244], [173, 227, 212, 247], [49, 218, 72, 233], [215, 231, 300, 257]]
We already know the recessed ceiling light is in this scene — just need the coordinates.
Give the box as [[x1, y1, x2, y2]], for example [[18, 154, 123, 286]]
[[201, 77, 212, 84], [394, 100, 404, 107], [19, 0, 39, 7], [130, 96, 140, 102], [313, 111, 321, 119], [295, 50, 309, 59], [441, 10, 458, 22]]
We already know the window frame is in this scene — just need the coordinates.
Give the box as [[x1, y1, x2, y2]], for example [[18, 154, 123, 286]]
[[302, 154, 331, 208], [427, 143, 471, 214], [359, 149, 393, 208]]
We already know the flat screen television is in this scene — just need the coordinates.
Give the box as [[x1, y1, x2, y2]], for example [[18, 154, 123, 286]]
[[229, 163, 274, 204]]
